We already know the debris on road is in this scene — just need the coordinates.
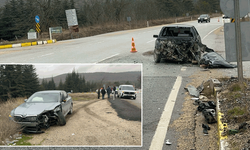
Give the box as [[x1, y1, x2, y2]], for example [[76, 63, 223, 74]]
[[166, 139, 172, 145], [185, 82, 204, 98], [202, 124, 211, 135], [200, 52, 237, 68]]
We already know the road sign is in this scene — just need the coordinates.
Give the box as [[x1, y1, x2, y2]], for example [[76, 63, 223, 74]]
[[65, 9, 78, 27], [36, 23, 40, 33], [35, 15, 40, 23], [220, 0, 249, 18]]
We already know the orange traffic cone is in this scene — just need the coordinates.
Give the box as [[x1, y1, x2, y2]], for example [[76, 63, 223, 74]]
[[130, 37, 137, 53]]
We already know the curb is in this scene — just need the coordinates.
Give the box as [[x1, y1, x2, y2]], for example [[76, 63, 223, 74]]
[[211, 79, 228, 150], [0, 39, 57, 49]]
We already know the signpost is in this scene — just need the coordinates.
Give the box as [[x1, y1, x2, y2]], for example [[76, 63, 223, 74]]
[[35, 15, 40, 38], [49, 27, 63, 40], [220, 0, 248, 83]]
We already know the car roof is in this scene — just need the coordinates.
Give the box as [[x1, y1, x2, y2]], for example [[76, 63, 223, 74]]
[[163, 24, 194, 28], [36, 90, 64, 94]]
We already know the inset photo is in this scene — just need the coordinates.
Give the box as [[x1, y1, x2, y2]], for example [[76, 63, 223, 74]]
[[0, 64, 142, 147]]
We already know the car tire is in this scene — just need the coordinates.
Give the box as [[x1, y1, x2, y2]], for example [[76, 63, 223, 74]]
[[57, 111, 66, 126], [133, 96, 136, 100], [154, 52, 161, 63], [68, 104, 73, 115]]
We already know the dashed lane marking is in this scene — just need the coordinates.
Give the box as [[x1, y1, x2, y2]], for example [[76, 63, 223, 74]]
[[96, 53, 120, 63]]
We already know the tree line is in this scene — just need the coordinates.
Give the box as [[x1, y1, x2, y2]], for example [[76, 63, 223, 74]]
[[0, 65, 141, 101], [0, 0, 220, 41]]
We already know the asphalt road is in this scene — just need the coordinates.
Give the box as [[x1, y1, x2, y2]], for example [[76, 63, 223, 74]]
[[1, 17, 232, 150]]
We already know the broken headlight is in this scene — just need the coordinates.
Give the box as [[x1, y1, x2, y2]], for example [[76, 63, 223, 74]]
[[54, 106, 61, 112]]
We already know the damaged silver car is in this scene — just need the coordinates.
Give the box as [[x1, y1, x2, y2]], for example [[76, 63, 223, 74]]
[[9, 90, 73, 133], [153, 25, 212, 64]]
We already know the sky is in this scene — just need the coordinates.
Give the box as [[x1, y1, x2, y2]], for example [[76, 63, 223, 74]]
[[34, 63, 142, 78]]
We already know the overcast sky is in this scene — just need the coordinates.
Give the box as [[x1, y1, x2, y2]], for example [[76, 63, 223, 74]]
[[34, 64, 142, 78]]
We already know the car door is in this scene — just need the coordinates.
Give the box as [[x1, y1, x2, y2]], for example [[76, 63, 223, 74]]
[[60, 91, 68, 116]]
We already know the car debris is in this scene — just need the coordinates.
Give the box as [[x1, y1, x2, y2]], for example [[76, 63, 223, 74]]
[[200, 52, 237, 68], [185, 82, 204, 98], [166, 139, 172, 145], [153, 25, 214, 64], [202, 123, 210, 135]]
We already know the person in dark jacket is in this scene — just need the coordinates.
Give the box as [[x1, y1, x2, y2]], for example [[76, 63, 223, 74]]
[[107, 86, 111, 98], [101, 87, 106, 99]]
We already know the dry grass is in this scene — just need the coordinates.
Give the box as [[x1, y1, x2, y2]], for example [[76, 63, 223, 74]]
[[0, 98, 25, 145], [69, 92, 97, 101]]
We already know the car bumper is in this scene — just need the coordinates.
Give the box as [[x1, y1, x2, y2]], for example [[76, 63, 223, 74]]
[[122, 94, 136, 98]]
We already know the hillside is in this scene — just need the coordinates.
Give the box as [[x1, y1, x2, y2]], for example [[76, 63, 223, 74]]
[[38, 71, 141, 86]]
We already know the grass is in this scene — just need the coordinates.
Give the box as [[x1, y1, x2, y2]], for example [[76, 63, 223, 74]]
[[15, 135, 32, 146], [69, 92, 98, 101], [0, 98, 25, 145], [227, 107, 246, 116]]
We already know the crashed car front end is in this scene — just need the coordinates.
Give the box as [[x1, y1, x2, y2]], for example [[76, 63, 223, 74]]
[[154, 38, 203, 63], [9, 106, 61, 133]]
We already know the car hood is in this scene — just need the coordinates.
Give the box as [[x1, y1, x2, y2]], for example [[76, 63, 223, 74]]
[[13, 102, 60, 116], [122, 90, 136, 93]]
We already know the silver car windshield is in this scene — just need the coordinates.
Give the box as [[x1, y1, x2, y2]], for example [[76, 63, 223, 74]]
[[121, 86, 135, 91], [27, 93, 60, 103]]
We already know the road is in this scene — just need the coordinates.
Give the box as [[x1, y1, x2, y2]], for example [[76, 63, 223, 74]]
[[2, 17, 242, 150]]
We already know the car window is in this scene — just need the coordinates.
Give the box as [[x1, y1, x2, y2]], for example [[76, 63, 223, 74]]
[[121, 86, 135, 91], [27, 93, 59, 103], [161, 27, 193, 37]]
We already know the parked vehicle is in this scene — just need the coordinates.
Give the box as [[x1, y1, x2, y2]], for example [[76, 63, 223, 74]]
[[9, 90, 73, 133], [117, 85, 136, 99], [198, 14, 210, 23], [153, 24, 212, 64]]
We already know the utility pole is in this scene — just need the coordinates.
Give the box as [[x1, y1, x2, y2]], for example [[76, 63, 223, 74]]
[[234, 0, 244, 83]]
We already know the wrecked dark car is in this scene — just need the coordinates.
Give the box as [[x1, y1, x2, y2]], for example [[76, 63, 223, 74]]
[[153, 25, 212, 64], [9, 90, 73, 133]]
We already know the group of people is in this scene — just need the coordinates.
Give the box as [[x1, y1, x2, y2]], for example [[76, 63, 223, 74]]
[[96, 86, 116, 99]]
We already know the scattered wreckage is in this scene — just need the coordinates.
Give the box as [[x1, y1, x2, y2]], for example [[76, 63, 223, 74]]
[[185, 82, 217, 134], [9, 90, 73, 133], [153, 24, 237, 68]]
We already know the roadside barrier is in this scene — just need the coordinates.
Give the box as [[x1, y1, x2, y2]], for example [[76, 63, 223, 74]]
[[0, 39, 57, 49]]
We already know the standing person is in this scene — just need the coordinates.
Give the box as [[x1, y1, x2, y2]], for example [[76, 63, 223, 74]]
[[113, 86, 116, 98], [107, 86, 111, 98], [97, 88, 100, 99], [101, 87, 106, 99]]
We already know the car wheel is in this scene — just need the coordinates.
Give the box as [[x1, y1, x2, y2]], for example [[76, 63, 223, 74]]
[[154, 52, 161, 63], [68, 104, 73, 115], [57, 111, 66, 126], [133, 96, 136, 100]]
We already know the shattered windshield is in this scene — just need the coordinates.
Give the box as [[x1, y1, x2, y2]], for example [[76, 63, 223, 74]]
[[161, 27, 193, 37], [27, 93, 60, 103]]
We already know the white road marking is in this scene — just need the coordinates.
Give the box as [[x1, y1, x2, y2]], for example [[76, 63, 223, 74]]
[[202, 25, 223, 40], [149, 76, 182, 150], [147, 39, 155, 43], [181, 66, 187, 71], [96, 53, 120, 63], [40, 53, 54, 57]]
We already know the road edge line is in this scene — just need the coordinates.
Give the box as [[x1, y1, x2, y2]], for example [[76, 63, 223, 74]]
[[149, 76, 182, 150]]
